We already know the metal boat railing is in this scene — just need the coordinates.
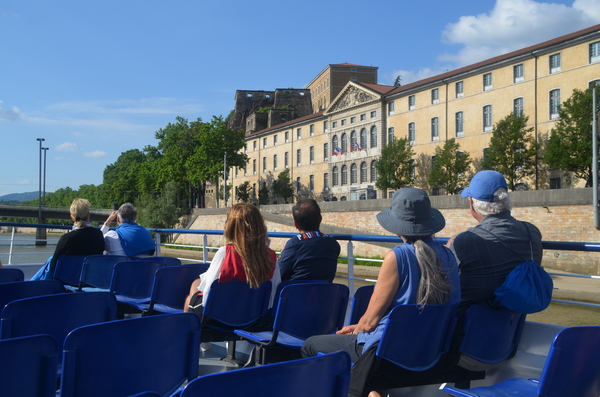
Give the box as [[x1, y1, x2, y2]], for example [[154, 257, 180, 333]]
[[1, 222, 599, 309]]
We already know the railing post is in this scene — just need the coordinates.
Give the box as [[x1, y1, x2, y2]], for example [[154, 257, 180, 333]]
[[155, 233, 161, 256], [203, 234, 209, 263], [347, 240, 355, 294], [8, 227, 16, 265]]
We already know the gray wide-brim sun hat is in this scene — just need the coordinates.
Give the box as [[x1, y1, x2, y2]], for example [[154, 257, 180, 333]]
[[376, 188, 445, 236]]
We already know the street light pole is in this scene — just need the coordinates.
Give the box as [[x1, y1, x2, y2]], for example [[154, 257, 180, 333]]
[[36, 138, 46, 246], [42, 147, 49, 205]]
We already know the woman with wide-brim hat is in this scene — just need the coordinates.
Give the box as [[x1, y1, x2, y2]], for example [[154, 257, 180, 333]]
[[301, 187, 461, 397]]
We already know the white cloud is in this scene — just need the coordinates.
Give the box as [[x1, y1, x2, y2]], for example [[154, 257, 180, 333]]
[[439, 0, 600, 66], [71, 131, 87, 137], [56, 142, 81, 152], [84, 150, 107, 158], [0, 100, 24, 121]]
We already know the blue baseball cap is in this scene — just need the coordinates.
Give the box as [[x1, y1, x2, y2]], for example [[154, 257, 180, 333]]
[[461, 170, 508, 202]]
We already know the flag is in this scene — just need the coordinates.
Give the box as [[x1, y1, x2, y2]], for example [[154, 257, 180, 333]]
[[354, 143, 362, 151], [333, 147, 342, 156]]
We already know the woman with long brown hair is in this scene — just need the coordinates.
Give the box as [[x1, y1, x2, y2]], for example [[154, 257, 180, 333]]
[[184, 203, 280, 312]]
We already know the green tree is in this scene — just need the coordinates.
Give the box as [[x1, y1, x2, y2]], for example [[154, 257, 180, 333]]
[[544, 84, 600, 187], [272, 169, 294, 203], [428, 138, 472, 194], [482, 113, 538, 190], [393, 75, 402, 87], [258, 184, 270, 206], [136, 181, 187, 242], [103, 149, 147, 206], [375, 137, 415, 191], [236, 181, 251, 203]]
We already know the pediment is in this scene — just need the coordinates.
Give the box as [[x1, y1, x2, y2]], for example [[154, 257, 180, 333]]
[[327, 84, 378, 113]]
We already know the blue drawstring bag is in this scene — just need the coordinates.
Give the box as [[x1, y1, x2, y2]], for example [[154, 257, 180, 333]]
[[481, 224, 553, 314]]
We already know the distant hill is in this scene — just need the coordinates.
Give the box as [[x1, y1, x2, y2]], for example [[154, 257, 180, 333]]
[[0, 191, 42, 203]]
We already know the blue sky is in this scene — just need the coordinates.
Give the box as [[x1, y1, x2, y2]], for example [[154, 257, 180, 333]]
[[1, 0, 599, 197]]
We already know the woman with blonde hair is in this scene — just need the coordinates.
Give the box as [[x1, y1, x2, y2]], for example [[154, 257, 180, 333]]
[[31, 198, 105, 280], [185, 203, 281, 313]]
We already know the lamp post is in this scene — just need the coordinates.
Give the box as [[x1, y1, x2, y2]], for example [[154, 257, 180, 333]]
[[36, 138, 47, 246], [42, 147, 49, 205]]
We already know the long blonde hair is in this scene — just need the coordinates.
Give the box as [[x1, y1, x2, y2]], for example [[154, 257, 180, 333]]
[[70, 198, 91, 228], [223, 204, 274, 288], [410, 237, 452, 307]]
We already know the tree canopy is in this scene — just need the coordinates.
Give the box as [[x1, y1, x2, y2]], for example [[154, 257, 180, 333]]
[[375, 137, 415, 191], [272, 168, 294, 203], [428, 138, 472, 194]]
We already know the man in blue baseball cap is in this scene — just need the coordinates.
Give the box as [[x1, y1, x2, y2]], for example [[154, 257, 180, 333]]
[[449, 170, 543, 316]]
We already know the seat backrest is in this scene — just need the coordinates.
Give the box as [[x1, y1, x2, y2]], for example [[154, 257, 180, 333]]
[[60, 313, 201, 397], [537, 326, 600, 397], [203, 279, 272, 328], [0, 280, 65, 312], [0, 334, 59, 397], [110, 261, 165, 299], [80, 255, 129, 290], [53, 255, 87, 287], [137, 256, 181, 266], [180, 351, 351, 397], [0, 268, 25, 284], [0, 292, 117, 361], [349, 284, 375, 325], [148, 264, 210, 311], [376, 304, 458, 371], [274, 283, 349, 340], [459, 304, 526, 364]]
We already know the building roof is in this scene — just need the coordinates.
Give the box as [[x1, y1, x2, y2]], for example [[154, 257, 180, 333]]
[[245, 111, 325, 138]]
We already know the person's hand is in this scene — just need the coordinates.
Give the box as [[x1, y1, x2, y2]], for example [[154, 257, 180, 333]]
[[337, 325, 357, 335], [105, 211, 118, 226]]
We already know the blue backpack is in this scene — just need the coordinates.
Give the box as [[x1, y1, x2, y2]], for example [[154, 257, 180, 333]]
[[481, 224, 553, 314]]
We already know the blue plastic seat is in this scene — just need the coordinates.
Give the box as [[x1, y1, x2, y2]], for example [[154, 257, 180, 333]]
[[236, 282, 349, 365], [181, 351, 351, 397], [0, 268, 25, 283], [0, 280, 65, 313], [137, 256, 181, 266], [0, 292, 117, 365], [53, 255, 87, 289], [109, 260, 165, 317], [60, 313, 201, 397], [0, 334, 59, 397], [442, 326, 600, 397], [349, 284, 374, 325], [143, 263, 210, 315], [78, 255, 129, 291]]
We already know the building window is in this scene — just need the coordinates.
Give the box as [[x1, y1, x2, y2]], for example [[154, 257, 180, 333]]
[[550, 53, 561, 73], [324, 143, 329, 160], [309, 175, 314, 192], [408, 95, 416, 110], [360, 162, 367, 183], [284, 152, 289, 168], [431, 88, 439, 104], [388, 127, 395, 142], [332, 135, 339, 154], [253, 140, 257, 151], [351, 163, 357, 184], [455, 112, 464, 137], [370, 111, 376, 118], [253, 159, 256, 174], [332, 166, 339, 186], [408, 122, 416, 143], [370, 126, 378, 148], [296, 149, 301, 166], [273, 135, 278, 145], [350, 117, 356, 124], [296, 177, 301, 192], [388, 101, 395, 115], [431, 117, 439, 140], [324, 120, 329, 131], [455, 81, 464, 98], [273, 154, 277, 170], [296, 128, 302, 140], [341, 133, 348, 153], [360, 114, 366, 121], [591, 42, 600, 64], [360, 128, 367, 149], [514, 97, 524, 117], [332, 121, 338, 128], [370, 160, 378, 182], [590, 79, 600, 88], [324, 173, 329, 189], [514, 64, 524, 83], [483, 105, 493, 131], [350, 131, 357, 151], [285, 131, 289, 143], [263, 138, 267, 148], [341, 165, 348, 185], [550, 89, 561, 119], [341, 119, 346, 126], [310, 146, 314, 164], [310, 124, 315, 136], [262, 157, 267, 173], [483, 73, 492, 91], [550, 177, 561, 189]]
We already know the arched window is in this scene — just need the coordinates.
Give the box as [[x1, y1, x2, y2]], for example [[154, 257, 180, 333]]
[[341, 133, 348, 153], [332, 166, 339, 186], [332, 135, 339, 152], [371, 160, 378, 182], [350, 130, 357, 151], [370, 126, 378, 148], [351, 163, 357, 184], [360, 128, 367, 149], [341, 165, 348, 185], [360, 162, 367, 183]]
